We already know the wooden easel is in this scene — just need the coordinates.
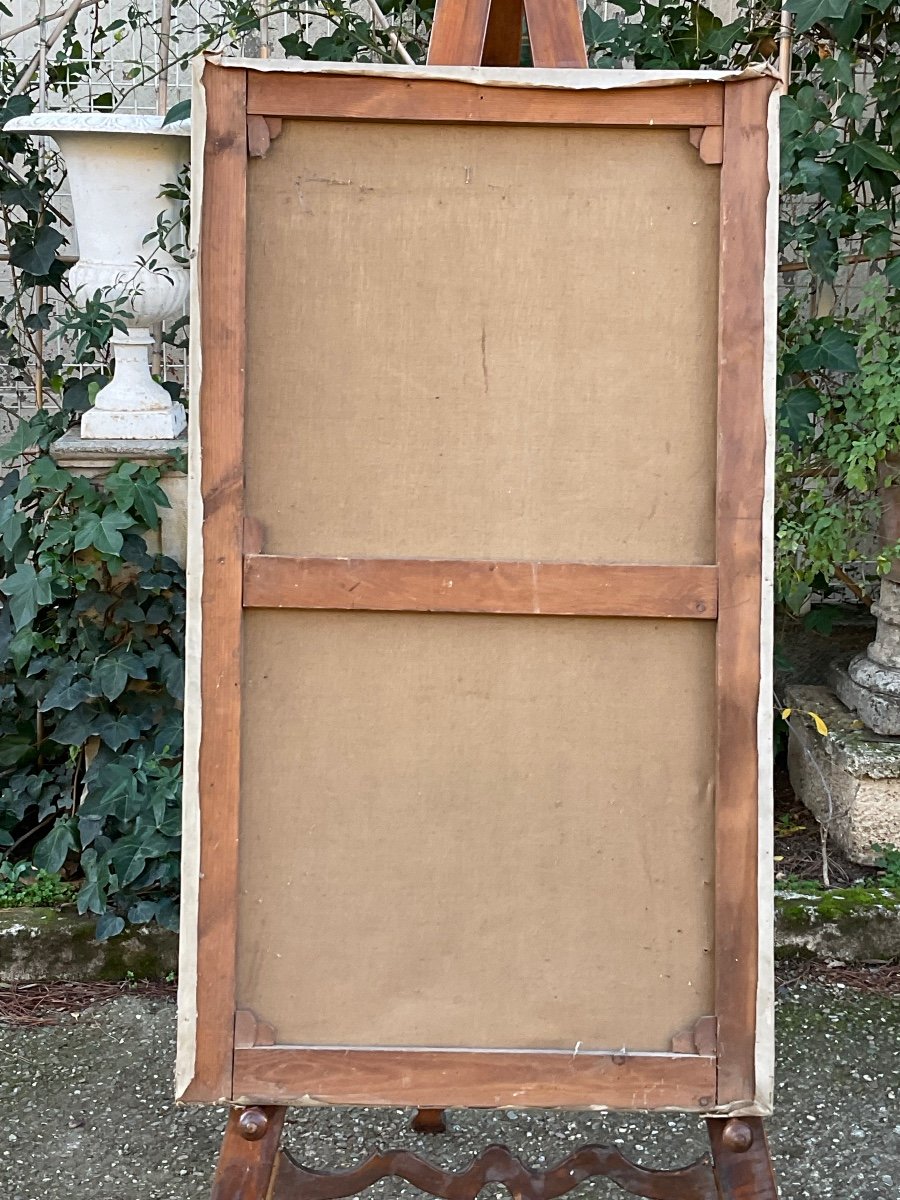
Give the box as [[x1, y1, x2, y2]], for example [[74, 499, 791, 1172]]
[[208, 1, 779, 1196]]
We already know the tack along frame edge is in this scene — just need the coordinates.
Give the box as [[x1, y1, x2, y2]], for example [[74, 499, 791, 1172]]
[[179, 59, 777, 1115]]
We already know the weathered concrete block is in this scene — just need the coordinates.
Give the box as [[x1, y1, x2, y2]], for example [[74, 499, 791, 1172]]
[[787, 684, 900, 865], [775, 886, 900, 961], [0, 908, 178, 981], [50, 429, 187, 566]]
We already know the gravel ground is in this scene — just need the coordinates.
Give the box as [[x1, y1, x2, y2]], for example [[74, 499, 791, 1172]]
[[1, 980, 898, 1200]]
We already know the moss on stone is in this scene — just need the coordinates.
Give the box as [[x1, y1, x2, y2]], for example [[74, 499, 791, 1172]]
[[774, 943, 816, 961], [777, 883, 900, 927], [95, 941, 171, 982], [0, 906, 177, 982]]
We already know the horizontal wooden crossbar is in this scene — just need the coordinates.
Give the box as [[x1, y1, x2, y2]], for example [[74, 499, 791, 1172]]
[[246, 73, 724, 128], [233, 1045, 717, 1110], [242, 555, 718, 619]]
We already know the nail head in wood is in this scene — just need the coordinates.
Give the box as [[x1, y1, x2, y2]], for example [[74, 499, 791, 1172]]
[[721, 1119, 754, 1153], [238, 1107, 270, 1140]]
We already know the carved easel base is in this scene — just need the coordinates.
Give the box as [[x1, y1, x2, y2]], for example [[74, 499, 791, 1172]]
[[210, 1108, 778, 1200]]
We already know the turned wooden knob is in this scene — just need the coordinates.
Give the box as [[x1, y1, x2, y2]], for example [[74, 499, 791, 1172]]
[[721, 1119, 754, 1153], [238, 1107, 269, 1141]]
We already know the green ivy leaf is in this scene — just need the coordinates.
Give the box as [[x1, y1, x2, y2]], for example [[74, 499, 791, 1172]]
[[582, 7, 621, 44], [8, 627, 38, 672], [40, 665, 96, 712], [93, 655, 130, 701], [780, 387, 822, 443], [0, 562, 54, 629], [157, 646, 184, 700], [131, 479, 169, 530], [0, 732, 34, 769], [95, 912, 125, 941], [33, 820, 76, 873], [73, 507, 133, 556], [162, 98, 190, 126], [837, 138, 900, 179], [0, 417, 43, 463], [701, 17, 744, 55], [154, 897, 180, 931], [127, 899, 158, 924], [785, 0, 852, 33], [794, 327, 860, 373], [92, 711, 146, 750], [8, 225, 66, 277], [0, 495, 26, 553], [0, 184, 41, 212], [49, 704, 100, 747], [77, 876, 107, 915], [108, 835, 149, 886]]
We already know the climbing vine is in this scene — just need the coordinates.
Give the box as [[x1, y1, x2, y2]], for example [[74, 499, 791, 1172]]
[[585, 0, 900, 609]]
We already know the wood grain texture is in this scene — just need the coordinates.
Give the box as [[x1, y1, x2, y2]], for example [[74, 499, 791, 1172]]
[[233, 1047, 716, 1110], [688, 125, 724, 165], [482, 0, 523, 65], [427, 0, 492, 64], [523, 0, 587, 67], [210, 1107, 285, 1200], [707, 1119, 778, 1199], [272, 1142, 718, 1200], [699, 125, 724, 165], [246, 113, 271, 158], [183, 62, 248, 1104], [242, 556, 718, 619], [246, 73, 724, 128], [671, 1015, 718, 1057], [410, 1109, 448, 1135], [235, 1009, 277, 1049], [713, 76, 776, 1107]]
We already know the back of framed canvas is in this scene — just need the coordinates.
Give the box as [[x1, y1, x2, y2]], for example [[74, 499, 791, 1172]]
[[179, 61, 777, 1116], [239, 116, 719, 1051]]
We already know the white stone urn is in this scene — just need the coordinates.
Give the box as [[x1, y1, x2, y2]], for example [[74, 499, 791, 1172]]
[[3, 113, 190, 439]]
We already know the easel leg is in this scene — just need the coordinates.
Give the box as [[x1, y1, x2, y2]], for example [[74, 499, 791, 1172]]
[[707, 1118, 778, 1199], [211, 1106, 286, 1200], [411, 1108, 447, 1134], [209, 1110, 778, 1200]]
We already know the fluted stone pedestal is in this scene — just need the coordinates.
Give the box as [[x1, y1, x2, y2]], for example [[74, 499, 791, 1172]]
[[835, 578, 900, 734]]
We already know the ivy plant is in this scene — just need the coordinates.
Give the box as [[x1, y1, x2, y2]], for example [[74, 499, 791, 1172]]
[[0, 397, 185, 940], [584, 0, 900, 610]]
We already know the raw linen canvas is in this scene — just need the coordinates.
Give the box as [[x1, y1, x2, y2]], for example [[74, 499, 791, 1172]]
[[238, 119, 719, 1051]]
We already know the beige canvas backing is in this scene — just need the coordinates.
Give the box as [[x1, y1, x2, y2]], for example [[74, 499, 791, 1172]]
[[234, 117, 721, 1054], [244, 120, 720, 564], [238, 611, 716, 1051]]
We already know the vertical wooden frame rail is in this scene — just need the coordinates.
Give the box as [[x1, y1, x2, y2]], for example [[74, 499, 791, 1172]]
[[714, 74, 775, 1109], [183, 60, 777, 1116], [179, 62, 249, 1102]]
